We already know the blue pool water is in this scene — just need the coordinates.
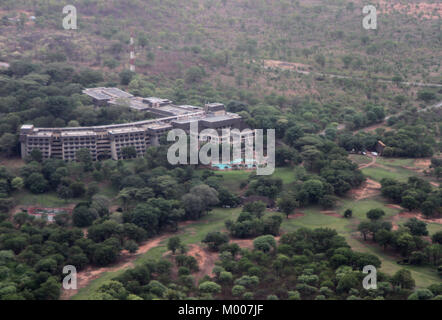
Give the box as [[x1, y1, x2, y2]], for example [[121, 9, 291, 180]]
[[211, 158, 257, 170], [212, 164, 232, 170]]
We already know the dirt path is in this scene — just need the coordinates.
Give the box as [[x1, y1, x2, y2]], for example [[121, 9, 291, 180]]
[[358, 154, 377, 169], [348, 155, 381, 200]]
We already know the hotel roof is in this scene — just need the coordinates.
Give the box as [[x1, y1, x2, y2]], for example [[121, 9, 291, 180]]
[[83, 87, 133, 100]]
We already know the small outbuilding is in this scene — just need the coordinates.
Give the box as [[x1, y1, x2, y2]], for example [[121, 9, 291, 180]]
[[376, 140, 386, 155]]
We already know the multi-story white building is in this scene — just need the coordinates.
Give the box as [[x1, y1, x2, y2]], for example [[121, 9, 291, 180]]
[[20, 88, 252, 161]]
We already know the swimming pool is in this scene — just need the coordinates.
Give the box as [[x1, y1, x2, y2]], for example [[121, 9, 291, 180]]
[[211, 158, 257, 170], [212, 163, 232, 170]]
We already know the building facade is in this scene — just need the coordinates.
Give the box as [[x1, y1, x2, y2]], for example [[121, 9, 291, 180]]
[[20, 88, 252, 161]]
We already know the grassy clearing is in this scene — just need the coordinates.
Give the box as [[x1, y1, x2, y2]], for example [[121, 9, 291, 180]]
[[376, 158, 415, 167], [96, 183, 118, 199], [270, 167, 297, 185], [362, 166, 414, 182], [15, 191, 74, 207], [212, 170, 250, 193], [338, 197, 401, 220], [281, 207, 349, 234], [426, 223, 442, 236]]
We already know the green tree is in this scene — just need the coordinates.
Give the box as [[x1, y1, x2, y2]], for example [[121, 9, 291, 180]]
[[253, 235, 276, 252], [358, 221, 371, 241], [30, 149, 43, 162], [119, 70, 135, 85], [344, 209, 352, 218], [404, 218, 428, 236], [366, 209, 385, 221], [401, 196, 419, 212], [202, 232, 229, 251], [72, 206, 97, 227], [76, 149, 93, 172], [168, 236, 181, 254], [199, 281, 221, 294], [277, 195, 298, 219], [0, 133, 17, 157], [121, 146, 137, 159], [392, 269, 415, 290], [11, 177, 24, 191], [25, 173, 48, 194], [57, 185, 72, 202]]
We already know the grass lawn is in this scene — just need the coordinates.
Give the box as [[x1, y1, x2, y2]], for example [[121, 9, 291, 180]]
[[211, 170, 250, 193], [271, 167, 297, 185], [427, 223, 442, 236], [281, 206, 349, 234], [362, 166, 414, 183], [376, 158, 415, 167], [338, 197, 401, 220], [15, 191, 74, 207], [96, 183, 118, 199]]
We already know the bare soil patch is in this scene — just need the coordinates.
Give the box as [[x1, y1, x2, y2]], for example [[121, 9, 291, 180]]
[[414, 158, 431, 168], [230, 238, 255, 250], [186, 244, 219, 280], [350, 178, 381, 200], [386, 204, 403, 210], [287, 212, 305, 219], [320, 210, 342, 218], [263, 59, 312, 72]]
